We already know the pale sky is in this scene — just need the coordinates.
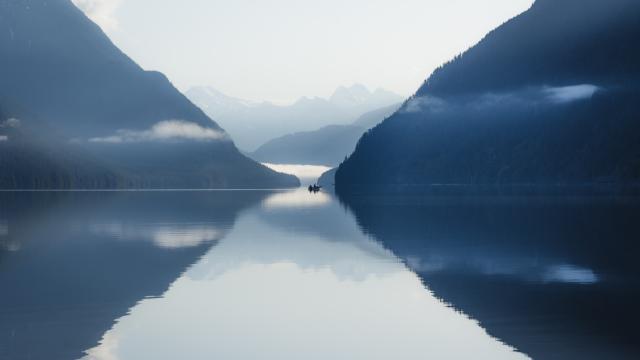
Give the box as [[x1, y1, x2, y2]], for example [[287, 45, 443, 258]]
[[74, 0, 534, 104]]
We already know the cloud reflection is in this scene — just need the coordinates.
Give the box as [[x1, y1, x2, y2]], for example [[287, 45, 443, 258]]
[[83, 204, 528, 360], [89, 222, 225, 249], [542, 265, 598, 285], [0, 220, 19, 252], [404, 254, 599, 285], [84, 253, 528, 360]]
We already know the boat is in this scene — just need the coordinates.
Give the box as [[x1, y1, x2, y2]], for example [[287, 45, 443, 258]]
[[308, 184, 322, 193]]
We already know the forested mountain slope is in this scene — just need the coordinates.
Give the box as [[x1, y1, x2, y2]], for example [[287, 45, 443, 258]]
[[336, 0, 640, 193], [0, 0, 297, 189]]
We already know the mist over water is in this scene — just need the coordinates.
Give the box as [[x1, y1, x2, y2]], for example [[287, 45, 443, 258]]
[[262, 163, 332, 185]]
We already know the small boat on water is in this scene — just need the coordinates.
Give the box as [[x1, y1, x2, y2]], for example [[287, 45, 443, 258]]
[[308, 184, 322, 193]]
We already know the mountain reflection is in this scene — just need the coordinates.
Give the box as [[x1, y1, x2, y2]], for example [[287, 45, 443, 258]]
[[88, 222, 226, 249], [3, 190, 636, 360], [339, 193, 640, 359], [83, 190, 527, 360], [0, 191, 267, 360]]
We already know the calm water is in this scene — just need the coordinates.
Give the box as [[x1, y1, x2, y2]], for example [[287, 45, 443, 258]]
[[0, 189, 638, 359]]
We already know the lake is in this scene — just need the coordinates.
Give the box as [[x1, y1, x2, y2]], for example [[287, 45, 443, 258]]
[[0, 189, 638, 359]]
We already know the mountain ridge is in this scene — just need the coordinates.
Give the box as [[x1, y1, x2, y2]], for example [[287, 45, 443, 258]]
[[0, 0, 298, 189], [250, 104, 401, 166], [335, 0, 640, 193], [186, 84, 403, 151]]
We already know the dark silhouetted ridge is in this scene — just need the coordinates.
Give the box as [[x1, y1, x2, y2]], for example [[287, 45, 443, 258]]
[[0, 0, 298, 189], [336, 0, 640, 193]]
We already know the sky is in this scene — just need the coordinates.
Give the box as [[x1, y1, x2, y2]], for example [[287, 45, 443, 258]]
[[73, 0, 534, 104]]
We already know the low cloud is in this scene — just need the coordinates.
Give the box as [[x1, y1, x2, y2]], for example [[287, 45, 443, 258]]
[[472, 92, 531, 109], [71, 0, 122, 31], [402, 96, 446, 114], [403, 84, 601, 116], [0, 136, 7, 142], [544, 84, 600, 104], [89, 120, 227, 143]]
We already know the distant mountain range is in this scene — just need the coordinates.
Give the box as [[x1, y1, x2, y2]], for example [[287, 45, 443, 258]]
[[250, 104, 401, 166], [186, 84, 403, 151], [336, 0, 640, 193], [0, 0, 298, 189]]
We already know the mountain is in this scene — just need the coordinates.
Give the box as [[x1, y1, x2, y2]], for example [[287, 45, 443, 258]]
[[336, 0, 640, 193], [250, 104, 401, 166], [186, 84, 403, 151], [250, 125, 364, 166], [182, 86, 260, 119], [352, 104, 404, 129], [0, 103, 125, 188], [0, 0, 298, 189], [329, 84, 400, 112], [317, 167, 337, 188]]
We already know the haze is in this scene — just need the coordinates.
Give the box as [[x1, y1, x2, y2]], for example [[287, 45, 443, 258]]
[[74, 0, 533, 104]]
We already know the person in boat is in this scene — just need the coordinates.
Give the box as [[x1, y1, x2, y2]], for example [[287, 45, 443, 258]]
[[308, 184, 322, 192]]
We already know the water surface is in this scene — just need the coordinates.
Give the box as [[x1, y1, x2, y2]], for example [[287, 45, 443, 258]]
[[0, 190, 638, 359]]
